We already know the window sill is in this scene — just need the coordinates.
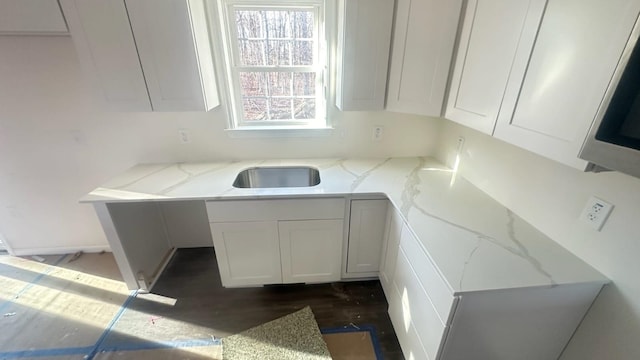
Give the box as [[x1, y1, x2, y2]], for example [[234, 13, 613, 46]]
[[225, 126, 334, 138]]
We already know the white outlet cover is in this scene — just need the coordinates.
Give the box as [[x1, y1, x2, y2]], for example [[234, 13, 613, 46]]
[[178, 129, 191, 144], [579, 196, 614, 231], [372, 126, 383, 141]]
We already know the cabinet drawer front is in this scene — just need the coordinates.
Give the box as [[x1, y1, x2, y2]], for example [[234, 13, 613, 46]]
[[400, 225, 455, 324], [206, 198, 345, 222], [388, 289, 431, 360], [392, 248, 448, 360]]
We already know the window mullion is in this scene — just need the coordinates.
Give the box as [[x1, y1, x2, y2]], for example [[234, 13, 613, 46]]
[[261, 10, 272, 120], [236, 66, 317, 72], [290, 72, 295, 119]]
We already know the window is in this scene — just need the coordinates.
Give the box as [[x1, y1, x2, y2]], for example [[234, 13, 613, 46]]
[[218, 0, 327, 130]]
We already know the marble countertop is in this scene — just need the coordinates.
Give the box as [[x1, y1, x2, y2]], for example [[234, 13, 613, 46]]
[[81, 157, 607, 294]]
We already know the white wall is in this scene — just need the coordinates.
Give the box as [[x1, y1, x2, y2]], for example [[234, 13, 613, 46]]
[[0, 35, 440, 255], [436, 120, 640, 360]]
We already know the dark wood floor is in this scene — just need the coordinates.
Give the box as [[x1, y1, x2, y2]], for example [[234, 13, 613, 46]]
[[139, 247, 404, 359]]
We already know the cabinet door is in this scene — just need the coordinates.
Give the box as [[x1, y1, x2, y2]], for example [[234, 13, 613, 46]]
[[279, 220, 343, 284], [336, 0, 394, 111], [379, 206, 403, 295], [0, 0, 67, 34], [210, 221, 282, 287], [60, 0, 151, 111], [125, 0, 220, 111], [494, 0, 640, 170], [445, 0, 546, 134], [386, 0, 463, 116], [347, 199, 388, 274]]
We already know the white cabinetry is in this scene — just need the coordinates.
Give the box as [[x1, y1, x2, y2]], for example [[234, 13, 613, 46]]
[[494, 0, 640, 169], [210, 221, 282, 287], [279, 220, 343, 283], [336, 0, 394, 111], [382, 204, 603, 360], [445, 0, 546, 134], [446, 0, 640, 170], [206, 198, 345, 287], [385, 0, 463, 116], [345, 199, 388, 276], [378, 205, 402, 295], [60, 0, 219, 112], [0, 0, 68, 35]]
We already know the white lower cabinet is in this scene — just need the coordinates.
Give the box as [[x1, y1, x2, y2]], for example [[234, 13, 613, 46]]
[[279, 220, 343, 283], [392, 247, 450, 360], [379, 205, 403, 295], [207, 198, 345, 287], [210, 221, 282, 287], [384, 212, 603, 360], [346, 199, 389, 276]]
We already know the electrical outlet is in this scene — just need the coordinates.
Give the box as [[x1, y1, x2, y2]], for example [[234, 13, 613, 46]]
[[178, 129, 191, 144], [372, 126, 384, 141], [579, 196, 614, 231]]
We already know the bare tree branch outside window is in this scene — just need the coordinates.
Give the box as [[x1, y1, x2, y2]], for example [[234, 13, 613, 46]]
[[234, 8, 317, 122]]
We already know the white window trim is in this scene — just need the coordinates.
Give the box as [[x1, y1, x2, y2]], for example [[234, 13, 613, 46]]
[[216, 0, 330, 132]]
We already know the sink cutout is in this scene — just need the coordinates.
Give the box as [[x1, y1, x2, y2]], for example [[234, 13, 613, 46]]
[[233, 166, 321, 188]]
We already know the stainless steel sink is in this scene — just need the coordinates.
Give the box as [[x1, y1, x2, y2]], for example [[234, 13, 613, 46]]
[[232, 166, 321, 188]]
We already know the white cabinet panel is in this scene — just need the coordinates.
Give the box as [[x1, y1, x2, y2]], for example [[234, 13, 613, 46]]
[[279, 220, 343, 283], [441, 284, 602, 360], [106, 202, 174, 291], [494, 0, 640, 169], [392, 248, 448, 360], [125, 0, 219, 111], [386, 0, 462, 116], [61, 0, 151, 111], [336, 0, 394, 111], [379, 206, 403, 295], [61, 0, 219, 112], [400, 223, 455, 324], [388, 286, 431, 360], [210, 221, 282, 287], [445, 0, 546, 134], [160, 201, 213, 248], [207, 199, 344, 287], [347, 199, 388, 273], [0, 0, 68, 34]]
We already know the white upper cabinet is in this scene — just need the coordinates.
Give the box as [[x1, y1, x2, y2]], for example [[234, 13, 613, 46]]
[[61, 0, 220, 112], [0, 0, 68, 35], [445, 0, 547, 134], [446, 0, 640, 170], [61, 0, 151, 111], [125, 0, 219, 111], [336, 0, 394, 111], [494, 0, 640, 170], [385, 0, 463, 116]]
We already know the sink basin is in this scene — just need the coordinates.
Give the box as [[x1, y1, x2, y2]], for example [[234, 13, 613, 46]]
[[232, 166, 321, 188]]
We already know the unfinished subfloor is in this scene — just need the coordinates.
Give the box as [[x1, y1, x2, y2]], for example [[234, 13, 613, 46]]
[[0, 248, 403, 359]]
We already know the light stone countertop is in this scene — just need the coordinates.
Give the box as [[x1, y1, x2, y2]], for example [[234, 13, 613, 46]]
[[81, 157, 608, 294]]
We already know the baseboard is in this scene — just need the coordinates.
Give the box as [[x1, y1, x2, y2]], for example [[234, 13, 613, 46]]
[[10, 245, 111, 256]]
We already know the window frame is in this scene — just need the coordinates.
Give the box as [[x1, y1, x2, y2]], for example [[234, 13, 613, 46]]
[[218, 0, 328, 130]]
